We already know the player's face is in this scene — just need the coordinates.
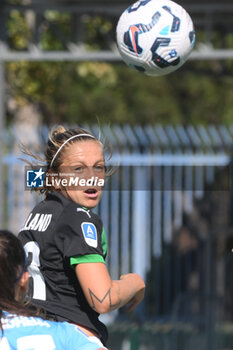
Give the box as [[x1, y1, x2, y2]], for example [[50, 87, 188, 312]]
[[59, 140, 105, 209]]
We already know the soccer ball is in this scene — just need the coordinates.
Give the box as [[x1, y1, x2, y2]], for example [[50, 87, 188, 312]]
[[116, 0, 195, 76]]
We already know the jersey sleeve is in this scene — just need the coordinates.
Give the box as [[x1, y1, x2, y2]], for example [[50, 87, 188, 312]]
[[70, 226, 108, 266], [55, 205, 105, 262]]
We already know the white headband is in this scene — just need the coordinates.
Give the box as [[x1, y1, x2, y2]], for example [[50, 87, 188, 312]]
[[50, 133, 96, 168]]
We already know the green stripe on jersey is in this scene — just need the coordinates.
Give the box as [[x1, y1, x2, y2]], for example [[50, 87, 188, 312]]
[[101, 227, 107, 258], [70, 254, 105, 266]]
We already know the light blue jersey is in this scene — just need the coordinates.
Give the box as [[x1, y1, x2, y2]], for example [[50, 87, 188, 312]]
[[0, 313, 106, 350]]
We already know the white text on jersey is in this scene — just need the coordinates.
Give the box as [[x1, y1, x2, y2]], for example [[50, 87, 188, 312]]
[[20, 213, 52, 232], [2, 316, 51, 329]]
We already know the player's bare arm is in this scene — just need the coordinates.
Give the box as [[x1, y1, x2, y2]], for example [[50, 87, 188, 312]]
[[75, 263, 145, 314], [88, 287, 122, 311]]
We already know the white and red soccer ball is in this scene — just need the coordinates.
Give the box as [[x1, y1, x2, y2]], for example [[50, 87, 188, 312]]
[[116, 0, 195, 76]]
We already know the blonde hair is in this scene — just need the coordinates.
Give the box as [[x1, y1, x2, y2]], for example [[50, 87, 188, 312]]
[[46, 126, 98, 170]]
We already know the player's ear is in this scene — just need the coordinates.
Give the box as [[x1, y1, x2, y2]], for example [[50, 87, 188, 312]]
[[15, 271, 29, 302], [18, 271, 29, 292]]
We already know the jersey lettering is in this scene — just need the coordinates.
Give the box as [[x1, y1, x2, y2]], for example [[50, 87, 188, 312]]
[[24, 241, 46, 300], [3, 316, 50, 329], [20, 213, 52, 232]]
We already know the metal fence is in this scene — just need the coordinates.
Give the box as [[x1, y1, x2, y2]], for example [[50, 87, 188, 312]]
[[2, 123, 233, 350]]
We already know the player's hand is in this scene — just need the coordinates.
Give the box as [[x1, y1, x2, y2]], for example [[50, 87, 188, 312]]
[[125, 289, 145, 312], [120, 273, 145, 311]]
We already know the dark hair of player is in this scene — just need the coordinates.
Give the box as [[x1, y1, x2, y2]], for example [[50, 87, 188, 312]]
[[0, 230, 39, 336]]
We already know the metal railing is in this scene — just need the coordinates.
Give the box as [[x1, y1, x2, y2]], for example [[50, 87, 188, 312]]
[[1, 1, 233, 61], [2, 123, 233, 349]]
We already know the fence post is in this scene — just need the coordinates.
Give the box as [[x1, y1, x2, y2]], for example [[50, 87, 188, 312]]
[[205, 228, 216, 350], [0, 60, 5, 227], [132, 166, 150, 319]]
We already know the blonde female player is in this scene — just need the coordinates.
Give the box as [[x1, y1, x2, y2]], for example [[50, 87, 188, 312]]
[[18, 126, 145, 348], [0, 230, 107, 349]]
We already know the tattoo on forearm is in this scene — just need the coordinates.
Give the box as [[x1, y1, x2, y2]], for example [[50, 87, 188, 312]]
[[89, 288, 121, 310]]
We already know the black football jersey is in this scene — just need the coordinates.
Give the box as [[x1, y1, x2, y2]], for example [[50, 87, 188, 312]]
[[18, 192, 108, 344]]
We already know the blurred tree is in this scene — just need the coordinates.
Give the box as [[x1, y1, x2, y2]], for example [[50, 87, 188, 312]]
[[5, 8, 233, 126]]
